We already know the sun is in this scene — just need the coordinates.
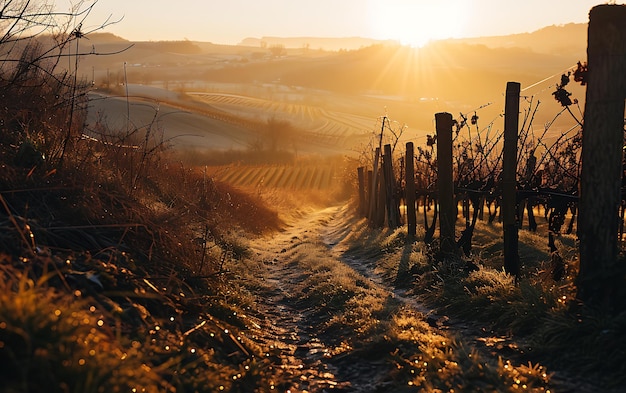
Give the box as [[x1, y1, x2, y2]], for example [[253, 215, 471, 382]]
[[366, 0, 469, 47]]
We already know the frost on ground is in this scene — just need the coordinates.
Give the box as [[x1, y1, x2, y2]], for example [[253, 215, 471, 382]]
[[240, 205, 554, 393]]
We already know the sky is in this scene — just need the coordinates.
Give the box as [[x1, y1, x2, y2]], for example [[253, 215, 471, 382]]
[[57, 0, 611, 47]]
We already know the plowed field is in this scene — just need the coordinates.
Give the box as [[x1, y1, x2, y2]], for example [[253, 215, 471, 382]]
[[209, 164, 338, 190]]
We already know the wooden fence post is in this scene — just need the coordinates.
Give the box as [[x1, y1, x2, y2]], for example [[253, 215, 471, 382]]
[[376, 159, 387, 227], [366, 170, 372, 217], [368, 147, 381, 223], [503, 81, 521, 278], [436, 112, 456, 252], [383, 143, 400, 229], [406, 142, 417, 239], [357, 167, 366, 217], [578, 5, 626, 309]]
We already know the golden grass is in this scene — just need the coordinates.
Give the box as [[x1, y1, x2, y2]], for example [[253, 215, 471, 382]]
[[343, 203, 626, 389]]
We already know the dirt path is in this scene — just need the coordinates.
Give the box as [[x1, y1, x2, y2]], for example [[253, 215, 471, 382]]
[[245, 207, 348, 391], [246, 206, 401, 391], [242, 205, 602, 392]]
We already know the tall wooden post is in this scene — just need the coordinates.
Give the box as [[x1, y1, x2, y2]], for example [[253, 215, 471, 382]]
[[578, 5, 626, 309], [406, 142, 417, 239], [357, 166, 366, 217], [376, 159, 387, 227], [436, 112, 456, 252], [383, 144, 400, 229], [503, 82, 521, 278], [368, 147, 381, 223], [366, 170, 372, 217]]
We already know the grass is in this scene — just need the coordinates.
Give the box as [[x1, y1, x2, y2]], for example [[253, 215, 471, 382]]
[[0, 267, 166, 393], [387, 309, 551, 392], [0, 234, 293, 392], [343, 207, 626, 390], [0, 44, 295, 391], [254, 215, 552, 392]]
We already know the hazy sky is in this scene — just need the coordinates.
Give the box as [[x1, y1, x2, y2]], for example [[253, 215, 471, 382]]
[[59, 0, 611, 46]]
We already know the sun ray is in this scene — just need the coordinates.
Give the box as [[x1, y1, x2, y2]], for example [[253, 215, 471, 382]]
[[366, 0, 469, 48]]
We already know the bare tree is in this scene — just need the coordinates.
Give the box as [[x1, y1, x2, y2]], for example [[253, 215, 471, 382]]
[[265, 116, 293, 151], [269, 43, 286, 57]]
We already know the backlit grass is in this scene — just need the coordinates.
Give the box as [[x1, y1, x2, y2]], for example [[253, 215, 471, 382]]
[[267, 222, 552, 391], [343, 207, 626, 389]]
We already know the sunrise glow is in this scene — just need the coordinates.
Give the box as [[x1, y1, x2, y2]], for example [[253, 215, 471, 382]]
[[366, 0, 470, 47], [53, 0, 603, 45]]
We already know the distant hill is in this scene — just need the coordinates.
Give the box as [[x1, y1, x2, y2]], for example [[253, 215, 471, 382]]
[[450, 23, 586, 57], [84, 23, 586, 57], [238, 36, 399, 51], [87, 32, 129, 44], [202, 38, 584, 101], [74, 23, 588, 113], [63, 22, 591, 142]]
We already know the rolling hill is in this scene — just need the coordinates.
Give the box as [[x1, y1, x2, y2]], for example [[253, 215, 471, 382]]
[[75, 24, 587, 158]]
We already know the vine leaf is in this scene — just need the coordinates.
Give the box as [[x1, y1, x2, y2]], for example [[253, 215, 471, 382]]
[[573, 61, 588, 85], [553, 86, 573, 106]]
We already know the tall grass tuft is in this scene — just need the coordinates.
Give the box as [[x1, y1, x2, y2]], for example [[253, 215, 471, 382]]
[[0, 268, 166, 393]]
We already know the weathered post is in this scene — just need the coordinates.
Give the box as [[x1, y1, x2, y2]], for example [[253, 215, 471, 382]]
[[436, 112, 456, 252], [406, 142, 417, 239], [503, 82, 521, 278], [366, 169, 372, 217], [578, 5, 626, 310], [357, 166, 366, 217], [368, 147, 381, 223], [376, 159, 387, 227], [383, 144, 400, 229]]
